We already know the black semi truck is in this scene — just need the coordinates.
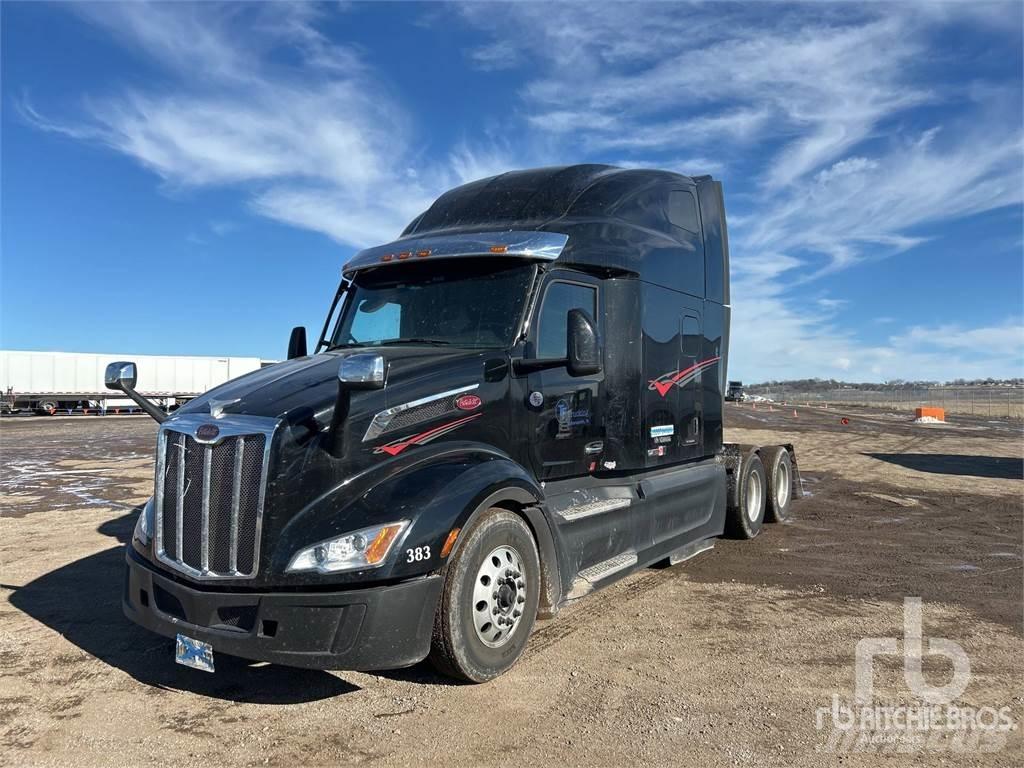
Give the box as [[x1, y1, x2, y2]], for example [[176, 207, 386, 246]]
[[111, 165, 800, 682]]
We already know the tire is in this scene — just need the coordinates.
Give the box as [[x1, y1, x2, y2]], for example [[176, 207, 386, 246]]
[[764, 447, 794, 523], [36, 401, 57, 415], [429, 507, 540, 682], [725, 452, 766, 539]]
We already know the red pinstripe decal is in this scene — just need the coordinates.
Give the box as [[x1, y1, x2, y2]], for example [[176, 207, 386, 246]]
[[374, 413, 483, 456], [648, 356, 720, 398]]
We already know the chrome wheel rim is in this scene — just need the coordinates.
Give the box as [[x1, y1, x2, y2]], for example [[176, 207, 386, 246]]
[[472, 545, 526, 648], [775, 460, 790, 510], [746, 469, 763, 522]]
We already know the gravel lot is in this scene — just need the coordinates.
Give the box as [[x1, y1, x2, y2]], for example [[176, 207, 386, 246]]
[[1, 405, 1021, 767]]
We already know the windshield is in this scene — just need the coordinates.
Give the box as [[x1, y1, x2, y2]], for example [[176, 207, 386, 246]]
[[332, 260, 536, 349]]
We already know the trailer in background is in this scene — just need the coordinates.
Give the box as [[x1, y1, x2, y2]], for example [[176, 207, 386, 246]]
[[0, 350, 265, 415]]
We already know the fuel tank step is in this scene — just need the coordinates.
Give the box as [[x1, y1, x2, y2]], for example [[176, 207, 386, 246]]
[[668, 538, 715, 565], [567, 549, 638, 599]]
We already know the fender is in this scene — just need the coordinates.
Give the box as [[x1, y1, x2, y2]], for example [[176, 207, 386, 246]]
[[443, 485, 562, 618], [271, 442, 559, 607]]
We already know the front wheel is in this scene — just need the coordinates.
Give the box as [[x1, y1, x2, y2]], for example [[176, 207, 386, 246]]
[[429, 508, 540, 682]]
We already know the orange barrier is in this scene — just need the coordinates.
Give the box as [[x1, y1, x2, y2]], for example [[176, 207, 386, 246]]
[[915, 407, 945, 421]]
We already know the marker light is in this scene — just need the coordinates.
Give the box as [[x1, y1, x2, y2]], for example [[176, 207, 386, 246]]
[[398, 251, 412, 260], [381, 254, 394, 262], [416, 249, 431, 257], [489, 244, 508, 254], [440, 527, 460, 558], [286, 521, 409, 573]]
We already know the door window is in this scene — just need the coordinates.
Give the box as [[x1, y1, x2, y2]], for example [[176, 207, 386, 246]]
[[536, 282, 597, 359]]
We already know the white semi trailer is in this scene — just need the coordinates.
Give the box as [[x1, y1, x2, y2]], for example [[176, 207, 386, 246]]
[[0, 350, 265, 414]]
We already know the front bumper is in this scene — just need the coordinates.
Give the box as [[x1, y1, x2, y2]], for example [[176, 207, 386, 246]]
[[123, 549, 442, 671]]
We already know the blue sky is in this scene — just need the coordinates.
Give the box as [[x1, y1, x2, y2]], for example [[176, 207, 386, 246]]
[[2, 1, 1022, 382]]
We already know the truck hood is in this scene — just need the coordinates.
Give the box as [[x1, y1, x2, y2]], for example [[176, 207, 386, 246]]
[[177, 347, 496, 424]]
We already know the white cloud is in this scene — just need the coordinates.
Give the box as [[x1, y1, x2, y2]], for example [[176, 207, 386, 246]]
[[20, 1, 1023, 380], [20, 2, 478, 249], [456, 1, 1023, 380]]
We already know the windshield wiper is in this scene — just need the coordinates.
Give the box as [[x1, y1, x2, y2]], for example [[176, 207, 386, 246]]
[[375, 338, 451, 346], [326, 342, 367, 350]]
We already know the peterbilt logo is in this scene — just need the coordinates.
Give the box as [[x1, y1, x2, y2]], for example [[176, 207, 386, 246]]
[[456, 394, 482, 411], [195, 424, 220, 442]]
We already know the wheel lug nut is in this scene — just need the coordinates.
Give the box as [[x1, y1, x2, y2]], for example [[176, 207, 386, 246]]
[[493, 607, 500, 615], [517, 581, 524, 588], [513, 610, 521, 618], [517, 595, 525, 604], [505, 569, 513, 577], [492, 591, 498, 599]]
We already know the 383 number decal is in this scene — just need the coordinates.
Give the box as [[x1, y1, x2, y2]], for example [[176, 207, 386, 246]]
[[406, 546, 431, 563]]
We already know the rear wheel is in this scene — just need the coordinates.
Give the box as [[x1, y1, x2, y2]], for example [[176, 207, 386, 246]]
[[429, 508, 540, 682], [36, 401, 57, 415], [764, 447, 794, 523], [726, 452, 766, 539]]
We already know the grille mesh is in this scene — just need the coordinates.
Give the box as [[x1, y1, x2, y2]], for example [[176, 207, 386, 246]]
[[387, 396, 459, 432], [157, 429, 267, 578]]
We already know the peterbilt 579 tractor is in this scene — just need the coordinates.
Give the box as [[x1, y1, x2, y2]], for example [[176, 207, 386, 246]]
[[111, 165, 799, 682]]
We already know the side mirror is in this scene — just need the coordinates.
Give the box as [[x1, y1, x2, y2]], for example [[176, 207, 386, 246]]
[[105, 361, 138, 391], [338, 353, 387, 389], [288, 326, 308, 360], [327, 353, 387, 457], [566, 309, 601, 377], [103, 361, 166, 423]]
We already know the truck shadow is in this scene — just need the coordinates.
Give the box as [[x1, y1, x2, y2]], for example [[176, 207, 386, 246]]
[[6, 508, 359, 704], [865, 453, 1023, 480]]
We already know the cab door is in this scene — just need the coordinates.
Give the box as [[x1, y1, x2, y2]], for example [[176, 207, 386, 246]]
[[526, 274, 603, 481]]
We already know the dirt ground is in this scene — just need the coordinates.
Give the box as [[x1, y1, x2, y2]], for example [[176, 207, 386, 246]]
[[1, 405, 1021, 767]]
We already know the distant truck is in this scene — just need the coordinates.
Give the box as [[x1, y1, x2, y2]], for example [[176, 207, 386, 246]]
[[111, 164, 801, 683], [726, 380, 746, 401], [0, 350, 263, 414]]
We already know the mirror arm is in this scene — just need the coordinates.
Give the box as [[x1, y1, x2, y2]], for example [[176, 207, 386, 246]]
[[512, 358, 568, 376], [325, 384, 350, 458], [119, 383, 168, 424]]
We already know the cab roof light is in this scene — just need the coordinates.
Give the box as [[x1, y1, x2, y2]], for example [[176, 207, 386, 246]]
[[489, 244, 508, 254], [381, 254, 394, 262], [416, 249, 431, 258], [398, 251, 412, 260]]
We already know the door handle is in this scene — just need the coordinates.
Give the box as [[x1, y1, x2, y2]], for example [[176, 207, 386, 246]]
[[584, 441, 604, 455]]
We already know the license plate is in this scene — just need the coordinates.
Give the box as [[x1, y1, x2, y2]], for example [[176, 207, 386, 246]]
[[175, 634, 215, 673]]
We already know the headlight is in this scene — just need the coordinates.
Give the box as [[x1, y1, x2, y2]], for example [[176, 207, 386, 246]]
[[286, 521, 408, 574], [134, 498, 154, 545]]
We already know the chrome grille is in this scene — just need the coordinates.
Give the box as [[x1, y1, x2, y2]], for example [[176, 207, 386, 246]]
[[154, 415, 275, 580]]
